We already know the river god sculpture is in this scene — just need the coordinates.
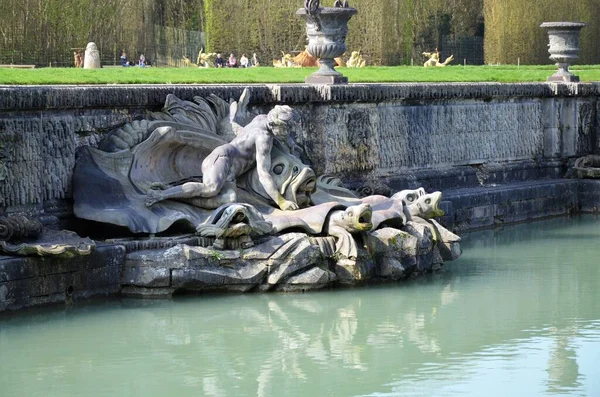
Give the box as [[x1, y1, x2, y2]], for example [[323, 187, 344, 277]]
[[145, 106, 299, 211], [73, 89, 461, 292]]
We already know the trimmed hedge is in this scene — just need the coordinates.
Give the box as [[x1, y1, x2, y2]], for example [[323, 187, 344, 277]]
[[484, 0, 600, 65], [204, 0, 482, 66]]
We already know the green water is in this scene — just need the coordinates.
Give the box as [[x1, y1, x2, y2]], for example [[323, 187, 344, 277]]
[[1, 215, 600, 397]]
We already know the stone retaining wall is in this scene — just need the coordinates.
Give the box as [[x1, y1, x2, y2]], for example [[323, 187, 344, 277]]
[[1, 83, 598, 222], [1, 82, 600, 313], [0, 245, 125, 312]]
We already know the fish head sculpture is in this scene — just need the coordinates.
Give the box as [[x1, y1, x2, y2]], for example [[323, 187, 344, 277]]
[[407, 191, 444, 219], [330, 203, 374, 233], [391, 188, 427, 205], [238, 144, 316, 209]]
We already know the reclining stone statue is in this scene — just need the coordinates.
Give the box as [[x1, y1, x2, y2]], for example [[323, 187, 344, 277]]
[[145, 105, 299, 211], [72, 88, 461, 289]]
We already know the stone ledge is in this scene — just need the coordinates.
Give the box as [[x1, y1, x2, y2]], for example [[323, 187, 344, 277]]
[[440, 179, 584, 231], [0, 245, 125, 312], [0, 82, 598, 111]]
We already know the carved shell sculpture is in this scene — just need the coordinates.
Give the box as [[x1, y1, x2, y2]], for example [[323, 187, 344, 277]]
[[0, 216, 42, 242], [98, 93, 232, 153], [0, 216, 94, 257], [74, 89, 319, 235]]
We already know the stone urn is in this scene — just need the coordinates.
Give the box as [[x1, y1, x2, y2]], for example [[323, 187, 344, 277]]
[[540, 22, 587, 82], [297, 1, 357, 84]]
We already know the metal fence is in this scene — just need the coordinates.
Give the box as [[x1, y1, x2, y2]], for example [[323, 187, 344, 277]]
[[440, 35, 484, 65], [0, 26, 206, 68], [0, 31, 478, 68]]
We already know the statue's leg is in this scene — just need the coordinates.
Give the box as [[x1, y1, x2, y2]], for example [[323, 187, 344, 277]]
[[145, 156, 230, 206], [182, 182, 237, 209]]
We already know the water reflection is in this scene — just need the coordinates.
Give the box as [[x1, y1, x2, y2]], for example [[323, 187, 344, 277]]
[[1, 216, 599, 397], [546, 326, 581, 394]]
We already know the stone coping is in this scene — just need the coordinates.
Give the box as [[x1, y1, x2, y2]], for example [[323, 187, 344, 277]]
[[0, 82, 598, 111], [540, 22, 587, 28]]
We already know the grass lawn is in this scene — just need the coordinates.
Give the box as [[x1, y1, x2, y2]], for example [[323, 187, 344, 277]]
[[0, 65, 599, 85]]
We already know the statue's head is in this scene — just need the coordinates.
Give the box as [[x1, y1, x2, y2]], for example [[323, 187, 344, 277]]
[[391, 188, 426, 204], [267, 105, 298, 136], [334, 204, 373, 233], [408, 191, 444, 219]]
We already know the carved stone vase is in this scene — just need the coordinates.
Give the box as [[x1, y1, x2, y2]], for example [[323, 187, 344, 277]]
[[540, 22, 587, 82], [297, 2, 357, 84]]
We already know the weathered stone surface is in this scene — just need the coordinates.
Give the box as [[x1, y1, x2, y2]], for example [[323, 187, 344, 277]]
[[364, 221, 444, 276], [121, 266, 170, 288], [437, 241, 462, 261], [0, 244, 125, 311], [287, 266, 336, 284], [579, 180, 600, 212], [365, 227, 420, 279], [125, 245, 187, 268], [1, 83, 598, 218], [401, 222, 434, 255], [241, 235, 295, 260], [365, 227, 417, 255], [267, 235, 323, 285], [120, 286, 175, 298], [377, 257, 406, 280], [184, 245, 241, 264], [333, 258, 362, 283], [120, 234, 333, 294], [442, 179, 580, 231], [4, 82, 600, 311], [171, 262, 268, 292], [276, 267, 336, 292]]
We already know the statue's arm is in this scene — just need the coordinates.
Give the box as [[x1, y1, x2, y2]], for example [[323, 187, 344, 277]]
[[255, 136, 298, 210]]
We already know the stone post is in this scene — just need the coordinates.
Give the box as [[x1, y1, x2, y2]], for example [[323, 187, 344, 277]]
[[83, 42, 101, 69]]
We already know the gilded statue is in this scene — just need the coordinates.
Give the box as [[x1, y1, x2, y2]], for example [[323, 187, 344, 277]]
[[423, 49, 454, 67], [197, 49, 217, 68], [346, 50, 366, 68]]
